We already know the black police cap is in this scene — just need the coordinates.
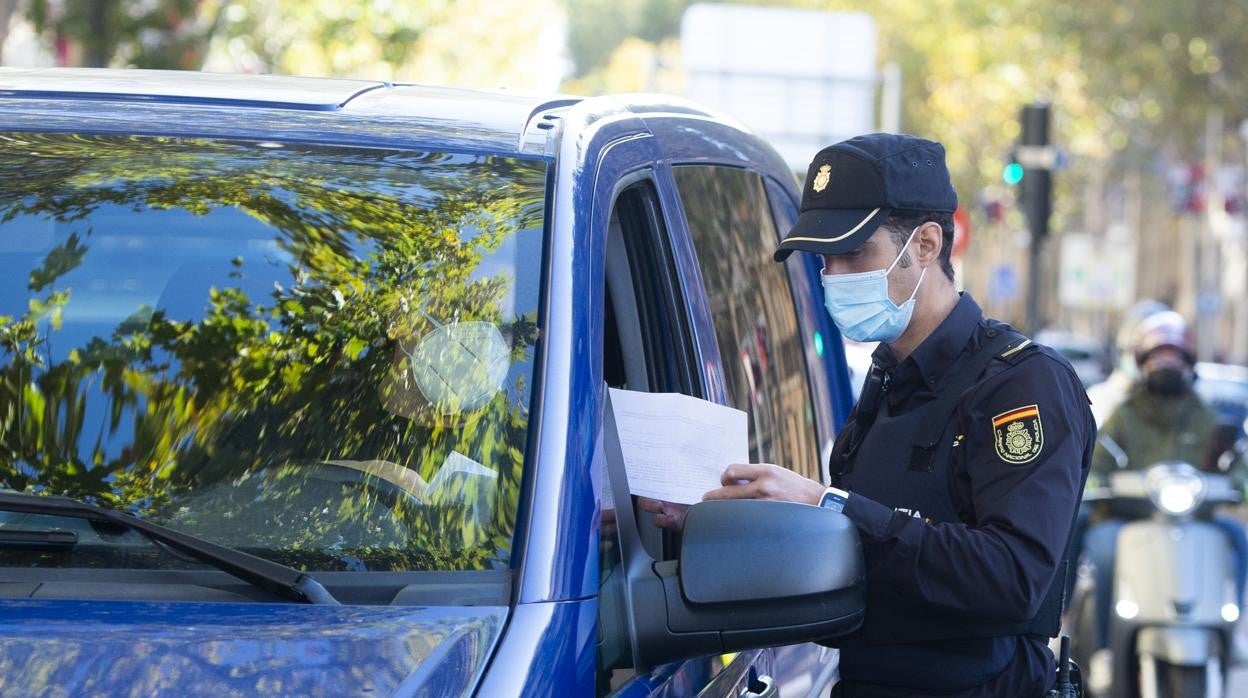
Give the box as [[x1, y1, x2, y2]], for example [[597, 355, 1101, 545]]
[[774, 133, 958, 261]]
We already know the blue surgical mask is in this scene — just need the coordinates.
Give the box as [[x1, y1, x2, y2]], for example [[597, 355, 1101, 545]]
[[822, 226, 925, 343]]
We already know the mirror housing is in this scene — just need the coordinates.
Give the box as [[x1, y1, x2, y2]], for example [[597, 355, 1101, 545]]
[[681, 499, 862, 604]]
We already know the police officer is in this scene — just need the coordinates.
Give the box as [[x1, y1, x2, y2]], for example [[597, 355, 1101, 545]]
[[651, 133, 1095, 696]]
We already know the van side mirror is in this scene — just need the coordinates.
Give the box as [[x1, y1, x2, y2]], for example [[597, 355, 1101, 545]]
[[630, 499, 863, 668], [600, 398, 864, 671]]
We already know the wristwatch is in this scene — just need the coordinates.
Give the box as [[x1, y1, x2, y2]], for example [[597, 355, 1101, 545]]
[[818, 486, 850, 513]]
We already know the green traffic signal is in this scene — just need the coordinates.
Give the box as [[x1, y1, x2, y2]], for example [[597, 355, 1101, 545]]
[[1003, 162, 1024, 185]]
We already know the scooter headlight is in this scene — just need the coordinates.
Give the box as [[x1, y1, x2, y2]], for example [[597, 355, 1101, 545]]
[[1146, 463, 1206, 516]]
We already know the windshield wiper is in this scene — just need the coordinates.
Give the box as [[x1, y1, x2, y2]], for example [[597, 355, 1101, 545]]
[[0, 491, 339, 605]]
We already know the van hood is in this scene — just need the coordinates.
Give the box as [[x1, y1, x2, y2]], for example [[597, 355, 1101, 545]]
[[0, 599, 507, 696]]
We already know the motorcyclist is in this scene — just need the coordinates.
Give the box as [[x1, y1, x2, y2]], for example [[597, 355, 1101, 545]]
[[1085, 299, 1170, 427], [1081, 311, 1248, 669], [1063, 301, 1171, 609], [1090, 311, 1220, 477]]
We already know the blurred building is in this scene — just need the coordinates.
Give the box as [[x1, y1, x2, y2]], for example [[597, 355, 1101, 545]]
[[680, 4, 889, 174]]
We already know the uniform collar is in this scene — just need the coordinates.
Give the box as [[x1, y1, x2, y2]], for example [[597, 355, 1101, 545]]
[[873, 292, 983, 390]]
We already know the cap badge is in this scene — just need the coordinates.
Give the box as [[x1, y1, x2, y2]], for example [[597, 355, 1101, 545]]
[[813, 164, 831, 193]]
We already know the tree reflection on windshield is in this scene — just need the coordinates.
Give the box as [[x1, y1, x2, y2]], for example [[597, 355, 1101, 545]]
[[0, 133, 547, 572]]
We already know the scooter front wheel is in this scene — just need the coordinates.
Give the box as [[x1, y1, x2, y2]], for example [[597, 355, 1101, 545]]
[[1143, 658, 1214, 698]]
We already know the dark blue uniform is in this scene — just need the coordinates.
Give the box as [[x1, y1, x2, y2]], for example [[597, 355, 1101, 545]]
[[829, 293, 1094, 697]]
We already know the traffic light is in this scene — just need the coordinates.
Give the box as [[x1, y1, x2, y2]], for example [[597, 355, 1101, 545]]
[[1018, 103, 1052, 240], [1002, 158, 1024, 186]]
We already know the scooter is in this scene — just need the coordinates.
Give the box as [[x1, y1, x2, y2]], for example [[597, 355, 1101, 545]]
[[1068, 445, 1242, 698]]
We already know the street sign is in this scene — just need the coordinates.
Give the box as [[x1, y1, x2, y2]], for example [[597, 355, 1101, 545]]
[[1058, 232, 1135, 310], [1198, 290, 1222, 317], [989, 264, 1019, 303], [1014, 145, 1058, 170]]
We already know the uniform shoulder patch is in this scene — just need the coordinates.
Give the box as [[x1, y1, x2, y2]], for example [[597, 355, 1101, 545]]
[[991, 404, 1043, 464]]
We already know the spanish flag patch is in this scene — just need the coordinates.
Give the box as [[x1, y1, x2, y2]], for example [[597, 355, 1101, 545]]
[[991, 404, 1044, 464]]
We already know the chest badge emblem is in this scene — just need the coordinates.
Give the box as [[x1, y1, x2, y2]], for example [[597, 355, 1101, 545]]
[[813, 164, 831, 193], [991, 404, 1043, 464]]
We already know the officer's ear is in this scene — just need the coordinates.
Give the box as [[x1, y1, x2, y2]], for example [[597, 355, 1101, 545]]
[[915, 221, 943, 268]]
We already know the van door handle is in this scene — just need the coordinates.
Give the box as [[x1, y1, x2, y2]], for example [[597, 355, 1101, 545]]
[[742, 674, 777, 698]]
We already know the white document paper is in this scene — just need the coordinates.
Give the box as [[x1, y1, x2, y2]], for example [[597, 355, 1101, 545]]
[[608, 388, 747, 505]]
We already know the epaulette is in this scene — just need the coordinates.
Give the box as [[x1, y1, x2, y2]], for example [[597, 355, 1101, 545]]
[[996, 334, 1037, 365]]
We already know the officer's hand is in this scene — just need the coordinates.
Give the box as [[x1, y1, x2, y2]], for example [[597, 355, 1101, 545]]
[[638, 497, 690, 531], [702, 463, 824, 506]]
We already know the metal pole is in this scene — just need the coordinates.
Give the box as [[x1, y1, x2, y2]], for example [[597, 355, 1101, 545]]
[[1027, 236, 1043, 332], [1020, 103, 1052, 332]]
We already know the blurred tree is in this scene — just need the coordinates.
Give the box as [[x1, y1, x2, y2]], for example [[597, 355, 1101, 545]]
[[561, 36, 683, 95], [1045, 0, 1248, 161], [561, 0, 1245, 243], [204, 0, 564, 88], [204, 1, 429, 77], [18, 0, 564, 90], [563, 0, 689, 79], [26, 0, 223, 68], [786, 0, 1096, 235], [562, 0, 1082, 241]]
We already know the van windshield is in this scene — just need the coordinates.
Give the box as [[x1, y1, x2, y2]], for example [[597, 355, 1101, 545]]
[[0, 133, 546, 572]]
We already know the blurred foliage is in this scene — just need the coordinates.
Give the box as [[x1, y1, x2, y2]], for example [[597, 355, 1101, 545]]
[[20, 0, 564, 88], [20, 0, 1246, 180], [563, 0, 687, 79], [557, 0, 1080, 221], [1047, 0, 1248, 156], [816, 0, 1094, 232], [0, 132, 545, 571], [558, 0, 1248, 244], [27, 0, 222, 68]]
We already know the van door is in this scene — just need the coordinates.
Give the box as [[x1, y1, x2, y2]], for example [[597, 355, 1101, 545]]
[[667, 163, 843, 697], [592, 143, 774, 695]]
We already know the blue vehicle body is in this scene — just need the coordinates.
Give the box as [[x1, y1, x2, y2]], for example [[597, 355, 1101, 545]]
[[0, 68, 854, 696]]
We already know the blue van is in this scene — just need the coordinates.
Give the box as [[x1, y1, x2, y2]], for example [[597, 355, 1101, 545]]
[[0, 68, 862, 696]]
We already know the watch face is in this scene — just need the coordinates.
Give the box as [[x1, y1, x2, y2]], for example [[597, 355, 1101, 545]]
[[821, 490, 846, 512]]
